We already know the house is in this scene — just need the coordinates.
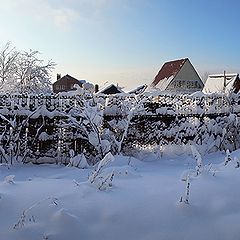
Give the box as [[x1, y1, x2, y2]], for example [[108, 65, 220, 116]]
[[203, 72, 240, 93], [97, 84, 124, 95], [150, 58, 204, 93], [52, 74, 86, 93], [128, 84, 148, 95]]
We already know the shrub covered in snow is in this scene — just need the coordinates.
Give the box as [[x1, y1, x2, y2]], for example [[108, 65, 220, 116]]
[[0, 90, 239, 165], [89, 152, 115, 191], [68, 151, 89, 169]]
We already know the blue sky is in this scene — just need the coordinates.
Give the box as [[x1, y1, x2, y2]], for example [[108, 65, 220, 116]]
[[0, 0, 239, 90]]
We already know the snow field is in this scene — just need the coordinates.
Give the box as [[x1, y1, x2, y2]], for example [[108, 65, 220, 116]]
[[0, 151, 240, 240]]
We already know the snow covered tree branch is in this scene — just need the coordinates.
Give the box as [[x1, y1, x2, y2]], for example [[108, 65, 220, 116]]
[[15, 50, 55, 94], [0, 42, 19, 90], [89, 152, 115, 190], [0, 42, 55, 94]]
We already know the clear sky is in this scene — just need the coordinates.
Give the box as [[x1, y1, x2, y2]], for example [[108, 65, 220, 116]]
[[0, 0, 239, 90]]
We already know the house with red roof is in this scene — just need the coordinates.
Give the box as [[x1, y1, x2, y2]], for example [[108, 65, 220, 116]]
[[150, 58, 204, 93]]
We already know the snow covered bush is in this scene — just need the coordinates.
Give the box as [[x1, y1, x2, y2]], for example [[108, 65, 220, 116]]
[[68, 150, 89, 169], [234, 156, 240, 168], [89, 152, 115, 191], [0, 115, 29, 164], [0, 89, 239, 165], [4, 174, 15, 184], [62, 93, 111, 164], [223, 114, 240, 151]]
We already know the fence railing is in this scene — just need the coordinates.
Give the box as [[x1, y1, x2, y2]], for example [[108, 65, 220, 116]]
[[0, 92, 239, 117]]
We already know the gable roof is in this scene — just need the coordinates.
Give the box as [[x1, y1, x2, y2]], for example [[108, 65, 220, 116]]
[[53, 74, 86, 85], [128, 84, 148, 95], [151, 58, 188, 88], [203, 73, 240, 93], [98, 84, 124, 95]]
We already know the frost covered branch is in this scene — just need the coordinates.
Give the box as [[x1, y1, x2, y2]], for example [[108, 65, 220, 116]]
[[13, 196, 58, 229], [89, 152, 115, 190], [180, 175, 191, 204]]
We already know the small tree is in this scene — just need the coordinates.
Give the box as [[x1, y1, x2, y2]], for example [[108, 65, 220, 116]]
[[191, 145, 203, 176], [65, 92, 111, 163], [106, 94, 144, 154], [89, 152, 115, 191], [15, 50, 55, 94], [0, 42, 19, 90], [0, 42, 55, 94], [0, 107, 41, 164]]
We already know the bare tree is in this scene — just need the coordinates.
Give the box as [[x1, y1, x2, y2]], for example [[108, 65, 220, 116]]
[[0, 43, 56, 93], [0, 42, 19, 88], [15, 50, 55, 93]]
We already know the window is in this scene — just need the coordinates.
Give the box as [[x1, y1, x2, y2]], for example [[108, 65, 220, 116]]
[[194, 81, 198, 88], [182, 80, 186, 88]]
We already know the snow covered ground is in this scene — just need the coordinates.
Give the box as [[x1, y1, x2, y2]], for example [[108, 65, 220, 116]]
[[1, 148, 240, 240]]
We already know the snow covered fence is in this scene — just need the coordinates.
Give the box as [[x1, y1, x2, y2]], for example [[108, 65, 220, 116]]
[[0, 92, 239, 164], [124, 113, 240, 153], [0, 93, 87, 116], [0, 92, 239, 117], [133, 93, 238, 117]]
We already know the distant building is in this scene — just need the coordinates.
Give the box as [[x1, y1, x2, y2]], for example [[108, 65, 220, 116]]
[[98, 84, 124, 95], [203, 72, 240, 93], [150, 58, 204, 93], [128, 84, 148, 95], [52, 74, 86, 93]]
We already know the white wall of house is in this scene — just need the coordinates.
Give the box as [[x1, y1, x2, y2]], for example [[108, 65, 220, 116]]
[[203, 74, 238, 93], [167, 60, 203, 92]]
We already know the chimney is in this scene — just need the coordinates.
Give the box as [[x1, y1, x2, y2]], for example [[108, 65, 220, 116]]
[[57, 73, 61, 80], [95, 84, 99, 93]]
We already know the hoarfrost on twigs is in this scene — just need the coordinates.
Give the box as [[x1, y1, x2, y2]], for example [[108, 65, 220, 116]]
[[89, 152, 115, 191], [191, 145, 203, 175], [4, 174, 15, 184]]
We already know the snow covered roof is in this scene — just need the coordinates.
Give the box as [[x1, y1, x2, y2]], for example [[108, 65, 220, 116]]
[[203, 73, 240, 93], [128, 84, 148, 95], [53, 74, 86, 85], [151, 58, 188, 89], [98, 84, 124, 95]]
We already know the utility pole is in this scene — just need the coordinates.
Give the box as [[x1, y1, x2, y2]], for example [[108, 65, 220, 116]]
[[223, 70, 226, 93]]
